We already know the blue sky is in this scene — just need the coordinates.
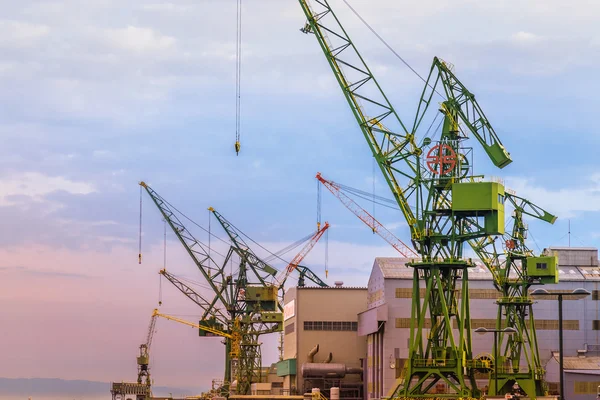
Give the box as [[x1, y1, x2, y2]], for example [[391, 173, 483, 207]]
[[2, 0, 600, 392]]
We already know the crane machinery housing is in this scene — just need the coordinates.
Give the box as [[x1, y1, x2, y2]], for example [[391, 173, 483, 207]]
[[296, 1, 558, 398]]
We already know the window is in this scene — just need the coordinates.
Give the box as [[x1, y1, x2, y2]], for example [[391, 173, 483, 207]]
[[593, 320, 600, 331], [498, 194, 505, 205], [593, 290, 600, 300], [285, 322, 295, 335], [536, 263, 547, 270], [303, 320, 358, 331]]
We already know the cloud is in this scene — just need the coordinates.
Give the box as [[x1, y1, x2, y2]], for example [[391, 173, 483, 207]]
[[0, 265, 91, 279], [0, 172, 95, 205], [512, 31, 542, 43], [142, 3, 194, 13], [505, 174, 600, 218], [0, 20, 49, 47], [103, 26, 176, 53]]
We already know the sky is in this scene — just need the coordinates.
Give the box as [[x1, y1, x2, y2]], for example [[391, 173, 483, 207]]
[[2, 0, 600, 394]]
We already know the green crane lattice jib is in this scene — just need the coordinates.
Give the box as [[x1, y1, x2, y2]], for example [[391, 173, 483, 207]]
[[159, 269, 229, 325], [210, 208, 279, 278], [415, 57, 512, 168], [295, 265, 328, 287], [505, 193, 557, 224], [298, 0, 421, 241], [140, 182, 230, 309]]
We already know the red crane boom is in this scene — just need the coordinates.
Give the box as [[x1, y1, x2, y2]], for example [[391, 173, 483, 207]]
[[316, 172, 418, 258], [275, 221, 330, 287]]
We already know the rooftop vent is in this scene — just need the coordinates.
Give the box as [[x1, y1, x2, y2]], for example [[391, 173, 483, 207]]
[[334, 281, 344, 288]]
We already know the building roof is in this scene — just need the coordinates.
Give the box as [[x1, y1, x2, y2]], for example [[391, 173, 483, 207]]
[[375, 257, 413, 279], [373, 256, 600, 281], [549, 246, 598, 251], [564, 370, 600, 375], [298, 286, 367, 290], [554, 356, 600, 370]]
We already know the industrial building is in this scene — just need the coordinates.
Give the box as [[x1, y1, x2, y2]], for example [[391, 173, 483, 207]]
[[279, 285, 367, 399], [359, 247, 600, 399]]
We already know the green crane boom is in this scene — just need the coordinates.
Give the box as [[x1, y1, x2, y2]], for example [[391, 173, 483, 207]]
[[415, 58, 512, 169]]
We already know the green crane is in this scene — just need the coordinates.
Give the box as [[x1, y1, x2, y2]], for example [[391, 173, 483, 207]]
[[297, 2, 561, 398], [296, 1, 518, 398], [141, 182, 327, 395], [140, 182, 283, 395], [472, 194, 558, 397]]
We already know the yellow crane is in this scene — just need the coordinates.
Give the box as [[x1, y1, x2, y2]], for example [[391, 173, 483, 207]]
[[150, 308, 242, 360]]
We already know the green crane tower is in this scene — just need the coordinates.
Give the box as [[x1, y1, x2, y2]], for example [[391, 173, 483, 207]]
[[472, 194, 558, 397]]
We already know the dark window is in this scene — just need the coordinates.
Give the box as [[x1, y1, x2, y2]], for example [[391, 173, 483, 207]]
[[536, 263, 547, 270], [285, 322, 295, 335], [593, 320, 600, 330], [593, 290, 600, 300], [303, 321, 358, 331]]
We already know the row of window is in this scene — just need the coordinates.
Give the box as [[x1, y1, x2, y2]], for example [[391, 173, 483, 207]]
[[395, 288, 502, 299], [574, 381, 600, 394], [304, 321, 358, 331], [396, 287, 600, 300], [395, 318, 581, 330]]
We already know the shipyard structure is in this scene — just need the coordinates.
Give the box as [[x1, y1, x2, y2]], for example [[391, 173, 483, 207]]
[[271, 247, 600, 400]]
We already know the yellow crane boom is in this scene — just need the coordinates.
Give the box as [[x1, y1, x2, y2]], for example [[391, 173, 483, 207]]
[[151, 309, 241, 359]]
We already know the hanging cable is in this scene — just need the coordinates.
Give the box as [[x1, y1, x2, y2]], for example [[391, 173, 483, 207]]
[[527, 228, 542, 254], [234, 0, 243, 155], [163, 219, 167, 269], [340, 0, 443, 98], [158, 274, 163, 306], [264, 232, 315, 263], [158, 196, 230, 259], [317, 178, 322, 231], [208, 209, 212, 271], [372, 158, 376, 233], [139, 185, 143, 264], [325, 228, 329, 279]]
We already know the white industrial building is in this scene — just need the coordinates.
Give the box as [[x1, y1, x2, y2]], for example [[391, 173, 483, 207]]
[[358, 247, 600, 399]]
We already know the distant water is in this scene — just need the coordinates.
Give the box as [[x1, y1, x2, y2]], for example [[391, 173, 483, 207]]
[[0, 396, 108, 400]]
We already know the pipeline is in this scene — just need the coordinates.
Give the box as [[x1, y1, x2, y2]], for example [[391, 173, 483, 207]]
[[323, 352, 333, 363], [308, 344, 319, 363], [301, 363, 364, 378]]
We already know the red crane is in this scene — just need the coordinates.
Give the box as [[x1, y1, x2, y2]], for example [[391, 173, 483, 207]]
[[316, 172, 418, 259], [274, 221, 330, 287]]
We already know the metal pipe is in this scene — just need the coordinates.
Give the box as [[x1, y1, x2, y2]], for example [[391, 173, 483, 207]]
[[323, 352, 333, 363], [308, 344, 319, 363], [301, 363, 364, 378], [559, 295, 564, 400], [302, 363, 346, 378]]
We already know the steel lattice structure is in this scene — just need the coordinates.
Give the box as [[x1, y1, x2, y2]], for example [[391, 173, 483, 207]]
[[296, 1, 558, 398]]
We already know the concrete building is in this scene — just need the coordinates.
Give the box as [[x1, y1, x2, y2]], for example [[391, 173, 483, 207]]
[[546, 354, 600, 398], [278, 285, 367, 399], [359, 247, 600, 399]]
